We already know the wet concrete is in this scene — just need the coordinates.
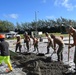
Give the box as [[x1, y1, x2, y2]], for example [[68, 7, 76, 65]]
[[11, 52, 76, 75]]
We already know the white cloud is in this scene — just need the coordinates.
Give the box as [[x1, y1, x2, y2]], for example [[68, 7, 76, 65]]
[[3, 14, 18, 19], [9, 14, 18, 19], [54, 0, 76, 11], [46, 16, 56, 19]]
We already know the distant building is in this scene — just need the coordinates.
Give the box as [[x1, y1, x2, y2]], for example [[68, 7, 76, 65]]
[[5, 31, 17, 39]]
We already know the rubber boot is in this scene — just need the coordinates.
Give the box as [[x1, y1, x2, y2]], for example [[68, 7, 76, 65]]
[[7, 62, 13, 71]]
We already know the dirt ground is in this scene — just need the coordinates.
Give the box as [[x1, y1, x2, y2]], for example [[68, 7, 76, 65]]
[[11, 52, 76, 75]]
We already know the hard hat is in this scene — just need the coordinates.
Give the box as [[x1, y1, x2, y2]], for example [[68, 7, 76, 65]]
[[0, 34, 5, 38]]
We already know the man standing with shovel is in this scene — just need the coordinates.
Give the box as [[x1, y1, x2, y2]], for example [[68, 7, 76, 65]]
[[31, 36, 39, 53], [23, 32, 31, 53], [45, 33, 53, 54], [50, 34, 65, 62], [68, 26, 76, 71]]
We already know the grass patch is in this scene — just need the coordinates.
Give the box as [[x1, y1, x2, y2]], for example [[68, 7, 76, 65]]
[[6, 33, 69, 40], [39, 33, 69, 37]]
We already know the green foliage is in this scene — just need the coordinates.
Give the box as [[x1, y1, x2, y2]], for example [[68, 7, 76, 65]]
[[0, 20, 15, 32], [0, 17, 76, 33], [15, 17, 76, 33]]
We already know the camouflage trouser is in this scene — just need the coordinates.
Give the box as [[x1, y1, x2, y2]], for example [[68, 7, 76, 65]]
[[34, 44, 38, 52], [26, 41, 29, 51], [24, 39, 30, 51], [15, 44, 22, 53], [74, 46, 76, 64], [57, 45, 64, 61], [47, 42, 53, 53]]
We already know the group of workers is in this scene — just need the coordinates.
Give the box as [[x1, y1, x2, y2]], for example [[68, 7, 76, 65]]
[[14, 32, 39, 54], [0, 26, 76, 72], [15, 26, 76, 63]]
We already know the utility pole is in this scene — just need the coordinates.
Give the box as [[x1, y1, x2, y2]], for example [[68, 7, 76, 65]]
[[35, 11, 38, 37]]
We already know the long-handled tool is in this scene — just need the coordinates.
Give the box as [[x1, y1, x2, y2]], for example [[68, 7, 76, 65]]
[[68, 34, 70, 61], [68, 21, 72, 61], [49, 46, 58, 58], [50, 51, 56, 57]]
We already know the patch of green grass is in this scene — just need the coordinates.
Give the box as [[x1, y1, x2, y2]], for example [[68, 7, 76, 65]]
[[7, 33, 68, 39], [50, 33, 69, 37], [39, 33, 69, 37]]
